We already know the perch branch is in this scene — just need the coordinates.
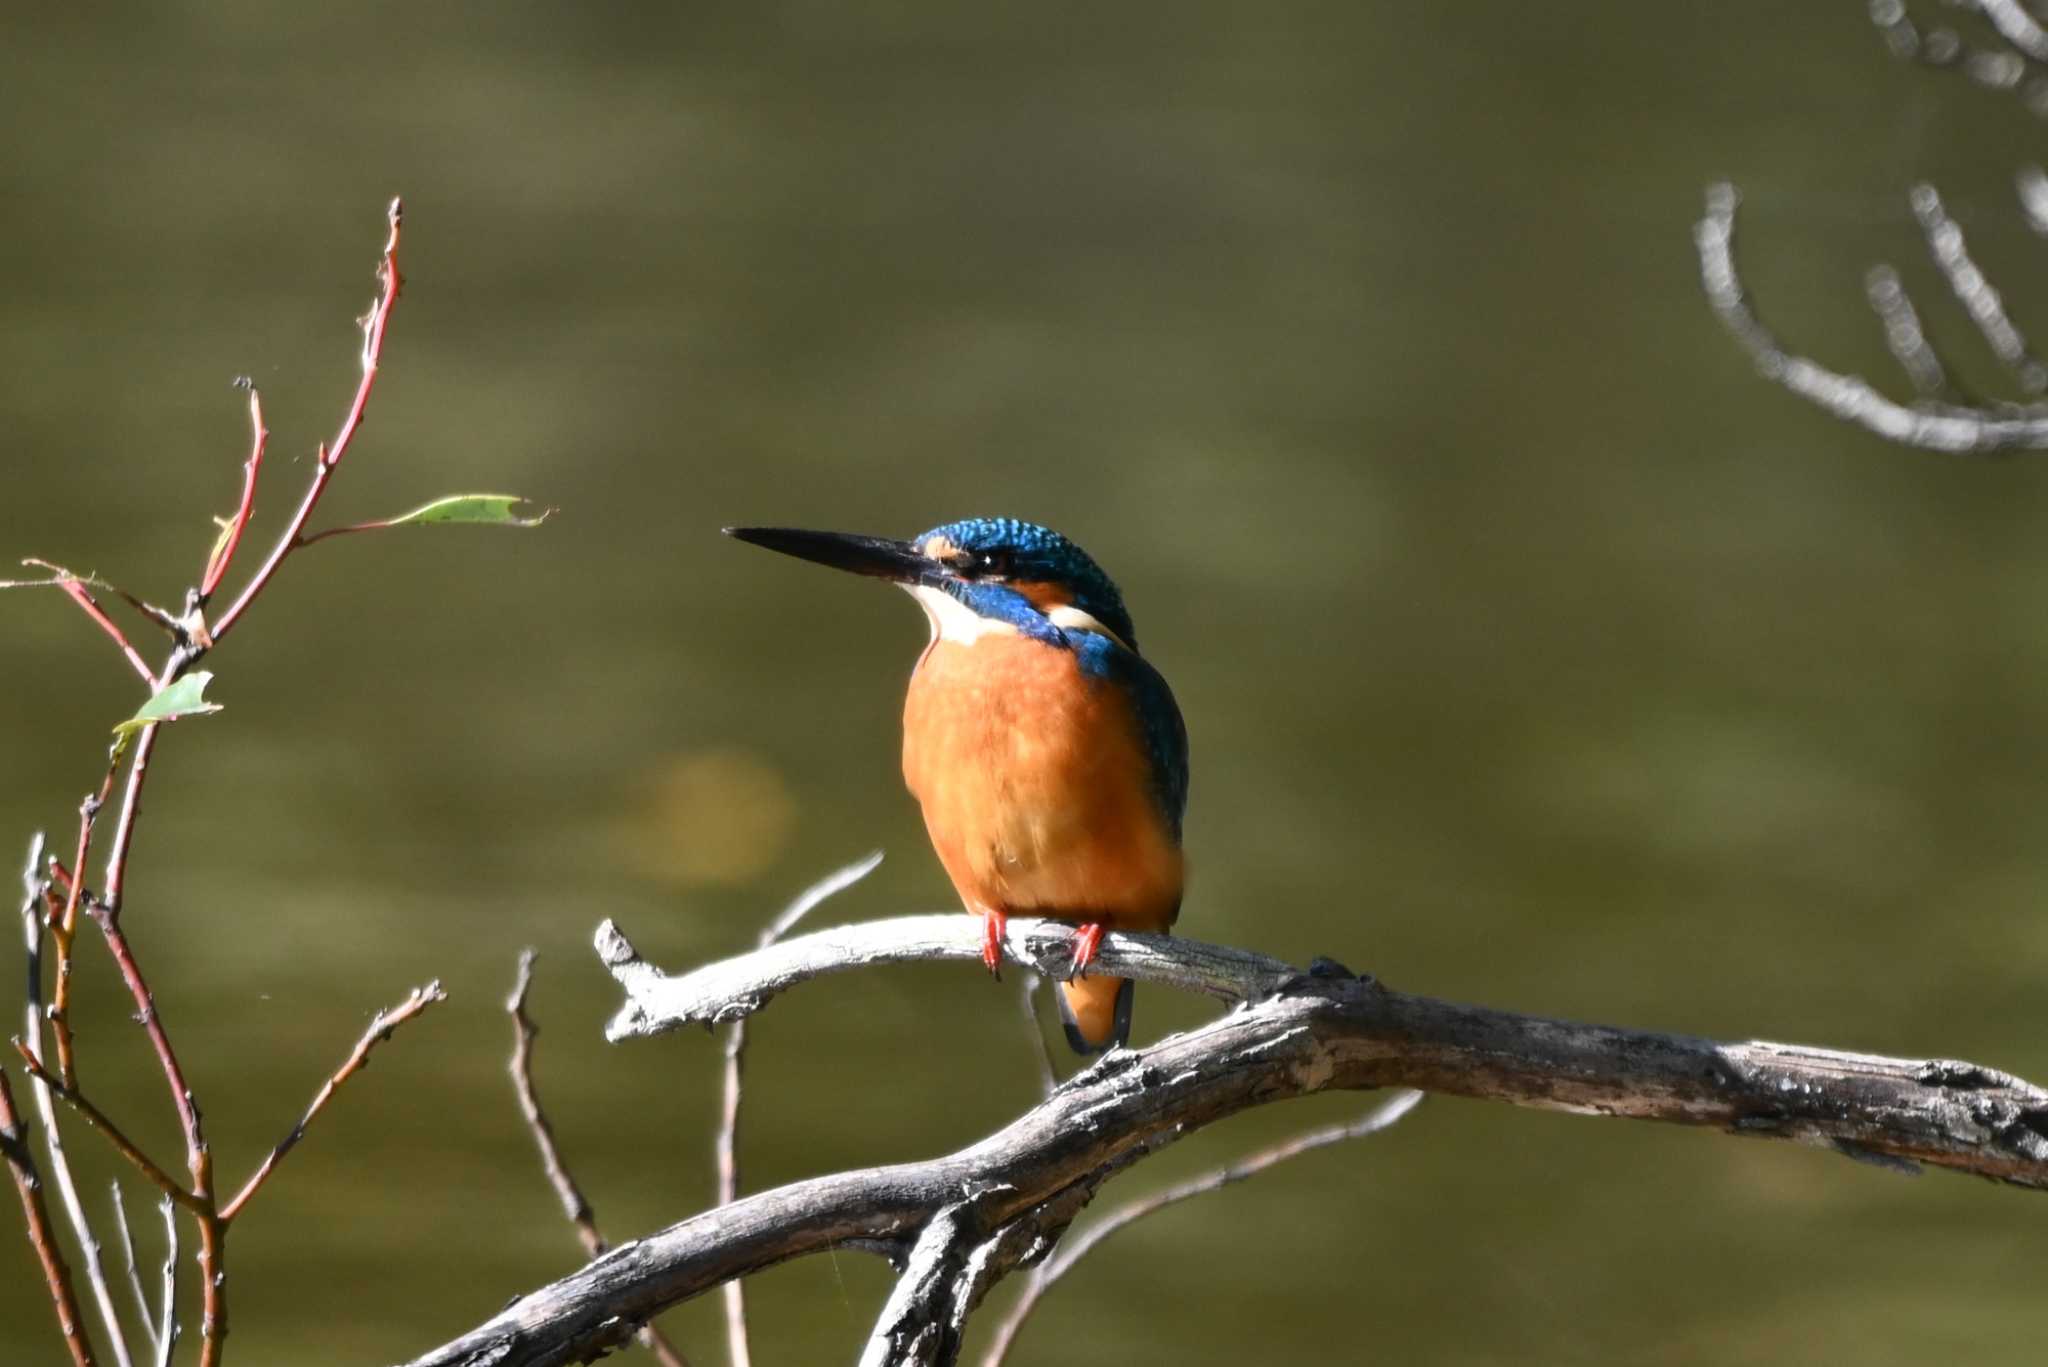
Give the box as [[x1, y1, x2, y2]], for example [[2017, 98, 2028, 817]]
[[401, 920, 2048, 1367], [599, 913, 1285, 1042]]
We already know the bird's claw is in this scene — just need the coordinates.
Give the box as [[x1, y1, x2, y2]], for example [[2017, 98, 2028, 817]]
[[980, 908, 1007, 980], [1069, 922, 1105, 979]]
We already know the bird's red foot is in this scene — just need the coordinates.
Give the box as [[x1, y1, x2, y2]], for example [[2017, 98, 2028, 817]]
[[1069, 922, 1106, 979], [980, 907, 1008, 979]]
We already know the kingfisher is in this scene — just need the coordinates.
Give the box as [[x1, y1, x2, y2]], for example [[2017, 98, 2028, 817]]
[[726, 517, 1188, 1053]]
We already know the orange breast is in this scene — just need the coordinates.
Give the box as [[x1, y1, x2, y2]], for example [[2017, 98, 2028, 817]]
[[901, 633, 1182, 931]]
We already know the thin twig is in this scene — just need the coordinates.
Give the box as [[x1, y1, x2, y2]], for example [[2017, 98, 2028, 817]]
[[1909, 182, 2048, 393], [717, 850, 884, 1367], [198, 380, 268, 601], [51, 752, 125, 1087], [151, 1197, 177, 1367], [1015, 976, 1057, 1097], [209, 197, 404, 644], [0, 1066, 95, 1367], [506, 953, 689, 1367], [44, 577, 155, 683], [21, 837, 134, 1367], [220, 980, 446, 1223], [1863, 265, 1951, 398], [13, 1047, 202, 1213], [109, 1183, 158, 1362], [979, 1089, 1425, 1366]]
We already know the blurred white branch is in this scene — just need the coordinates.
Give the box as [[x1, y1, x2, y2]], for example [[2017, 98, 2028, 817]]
[[1696, 181, 2048, 453]]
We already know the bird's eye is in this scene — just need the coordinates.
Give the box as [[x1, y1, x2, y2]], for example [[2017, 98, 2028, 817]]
[[975, 550, 1013, 579]]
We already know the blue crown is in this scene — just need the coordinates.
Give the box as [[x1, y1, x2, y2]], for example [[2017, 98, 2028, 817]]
[[915, 518, 1139, 650]]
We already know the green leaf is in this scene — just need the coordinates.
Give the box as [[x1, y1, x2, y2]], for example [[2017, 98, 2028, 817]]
[[114, 673, 222, 735], [376, 495, 553, 529]]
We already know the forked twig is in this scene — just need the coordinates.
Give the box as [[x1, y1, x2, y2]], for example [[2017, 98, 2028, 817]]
[[220, 981, 446, 1222], [507, 952, 689, 1367]]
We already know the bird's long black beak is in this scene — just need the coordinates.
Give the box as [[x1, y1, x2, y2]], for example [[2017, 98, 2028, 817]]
[[724, 526, 931, 584]]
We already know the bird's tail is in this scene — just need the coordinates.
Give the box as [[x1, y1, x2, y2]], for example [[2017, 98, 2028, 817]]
[[1058, 976, 1134, 1054]]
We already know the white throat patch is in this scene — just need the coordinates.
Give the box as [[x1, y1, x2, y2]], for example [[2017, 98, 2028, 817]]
[[904, 583, 1019, 645]]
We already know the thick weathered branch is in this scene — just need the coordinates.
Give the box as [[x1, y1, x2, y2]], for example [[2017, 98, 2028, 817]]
[[402, 920, 2048, 1367]]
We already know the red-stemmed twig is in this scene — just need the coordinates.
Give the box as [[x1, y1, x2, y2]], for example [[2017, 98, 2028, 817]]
[[198, 381, 268, 602], [13, 1047, 204, 1214], [48, 752, 125, 1087], [218, 981, 445, 1223], [0, 1066, 94, 1367], [506, 952, 691, 1367], [207, 198, 403, 645], [35, 573, 155, 685], [978, 1088, 1425, 1366]]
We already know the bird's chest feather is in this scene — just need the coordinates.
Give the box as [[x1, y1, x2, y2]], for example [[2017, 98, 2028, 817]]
[[901, 634, 1181, 924]]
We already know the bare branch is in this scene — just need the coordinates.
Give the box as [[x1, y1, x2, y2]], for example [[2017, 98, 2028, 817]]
[[1909, 182, 2048, 393], [599, 914, 1285, 1042], [979, 1089, 1424, 1366], [1978, 0, 2048, 63], [198, 381, 267, 601], [0, 1066, 94, 1367], [717, 850, 883, 1367], [506, 953, 689, 1367], [21, 836, 133, 1367], [109, 1184, 157, 1362], [209, 197, 405, 643], [1696, 181, 2048, 452], [1015, 976, 1058, 1097], [402, 932, 2048, 1367], [220, 980, 445, 1222], [1868, 0, 2048, 113], [12, 1047, 201, 1214], [2018, 166, 2048, 235], [151, 1197, 176, 1367], [1864, 265, 1951, 397]]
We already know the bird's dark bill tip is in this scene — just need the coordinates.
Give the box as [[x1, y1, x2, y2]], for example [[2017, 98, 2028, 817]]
[[722, 525, 928, 582]]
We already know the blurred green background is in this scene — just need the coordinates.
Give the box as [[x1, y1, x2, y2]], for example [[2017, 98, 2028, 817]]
[[5, 3, 2048, 1363]]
